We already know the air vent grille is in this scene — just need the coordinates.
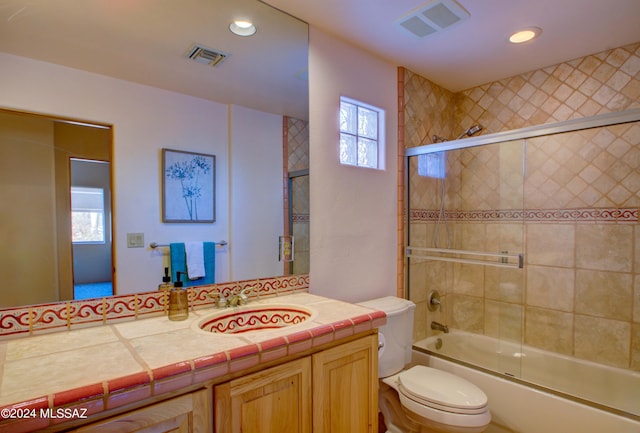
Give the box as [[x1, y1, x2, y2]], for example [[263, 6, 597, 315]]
[[185, 44, 229, 67], [396, 0, 469, 39]]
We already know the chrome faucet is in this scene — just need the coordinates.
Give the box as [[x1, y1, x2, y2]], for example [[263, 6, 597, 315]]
[[229, 287, 251, 307], [431, 321, 449, 333]]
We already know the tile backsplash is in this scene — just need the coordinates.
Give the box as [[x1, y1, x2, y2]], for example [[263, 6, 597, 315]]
[[0, 274, 309, 340]]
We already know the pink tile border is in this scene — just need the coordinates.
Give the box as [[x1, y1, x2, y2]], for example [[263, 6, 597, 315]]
[[0, 274, 309, 339]]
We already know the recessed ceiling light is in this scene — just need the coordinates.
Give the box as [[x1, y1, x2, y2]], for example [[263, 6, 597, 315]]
[[229, 20, 256, 37], [508, 27, 541, 44]]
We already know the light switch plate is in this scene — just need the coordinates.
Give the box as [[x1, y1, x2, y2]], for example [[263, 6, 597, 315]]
[[127, 232, 145, 248]]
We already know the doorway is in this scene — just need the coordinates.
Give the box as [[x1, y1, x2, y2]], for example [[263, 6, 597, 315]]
[[71, 159, 113, 299]]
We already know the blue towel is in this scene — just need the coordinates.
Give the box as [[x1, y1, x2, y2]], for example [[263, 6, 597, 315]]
[[170, 242, 216, 287]]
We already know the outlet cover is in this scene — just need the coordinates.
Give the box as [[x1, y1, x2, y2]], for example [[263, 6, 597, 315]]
[[127, 233, 145, 248]]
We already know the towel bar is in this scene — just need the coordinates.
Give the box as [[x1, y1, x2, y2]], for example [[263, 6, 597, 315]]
[[150, 241, 228, 249]]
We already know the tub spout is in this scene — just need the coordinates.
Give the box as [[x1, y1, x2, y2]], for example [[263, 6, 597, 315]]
[[431, 321, 449, 333]]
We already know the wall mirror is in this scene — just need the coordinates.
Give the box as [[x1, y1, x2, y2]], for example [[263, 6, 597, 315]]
[[0, 0, 309, 308]]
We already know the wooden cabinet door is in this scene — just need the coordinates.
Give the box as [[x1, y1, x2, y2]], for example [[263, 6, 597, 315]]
[[74, 389, 210, 433], [312, 334, 378, 433], [215, 357, 312, 433]]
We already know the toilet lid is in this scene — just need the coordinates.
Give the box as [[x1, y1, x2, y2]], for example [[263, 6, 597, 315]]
[[398, 366, 488, 412]]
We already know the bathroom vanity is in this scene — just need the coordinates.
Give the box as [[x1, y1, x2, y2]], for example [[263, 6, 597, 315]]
[[0, 291, 384, 433]]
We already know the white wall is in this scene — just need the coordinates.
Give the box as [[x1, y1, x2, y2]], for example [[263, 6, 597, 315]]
[[0, 53, 280, 295], [230, 105, 284, 280], [308, 28, 398, 303]]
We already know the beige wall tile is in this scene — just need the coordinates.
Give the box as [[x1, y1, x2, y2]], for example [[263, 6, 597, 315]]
[[574, 315, 630, 368], [486, 223, 524, 255], [413, 300, 428, 342], [526, 224, 575, 268], [485, 267, 524, 303], [634, 276, 640, 323], [526, 265, 574, 311], [484, 300, 523, 343], [453, 263, 485, 296], [575, 270, 633, 320], [635, 227, 640, 274], [452, 294, 484, 333], [455, 223, 486, 251], [631, 323, 640, 371], [575, 225, 633, 272], [525, 307, 573, 355]]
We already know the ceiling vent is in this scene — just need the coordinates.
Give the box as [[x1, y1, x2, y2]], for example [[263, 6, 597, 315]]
[[396, 0, 470, 38], [185, 44, 229, 67]]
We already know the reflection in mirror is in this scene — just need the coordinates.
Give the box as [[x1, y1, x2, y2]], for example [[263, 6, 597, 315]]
[[0, 0, 309, 309], [0, 110, 112, 307]]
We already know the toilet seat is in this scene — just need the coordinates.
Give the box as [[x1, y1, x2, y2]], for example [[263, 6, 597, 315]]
[[398, 366, 488, 415]]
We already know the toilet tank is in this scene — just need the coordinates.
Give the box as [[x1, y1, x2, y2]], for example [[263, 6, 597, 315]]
[[358, 296, 415, 378]]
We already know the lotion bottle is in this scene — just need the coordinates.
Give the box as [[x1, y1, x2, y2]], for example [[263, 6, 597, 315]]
[[158, 267, 172, 291], [168, 272, 189, 321]]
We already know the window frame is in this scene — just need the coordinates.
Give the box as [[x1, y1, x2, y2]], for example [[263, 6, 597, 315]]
[[71, 186, 106, 244], [339, 96, 385, 170]]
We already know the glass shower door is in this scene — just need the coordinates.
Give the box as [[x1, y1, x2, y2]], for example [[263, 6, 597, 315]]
[[407, 139, 526, 377]]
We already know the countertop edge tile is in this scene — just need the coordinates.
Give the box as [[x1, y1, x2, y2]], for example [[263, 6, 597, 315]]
[[53, 383, 104, 407], [107, 371, 152, 393]]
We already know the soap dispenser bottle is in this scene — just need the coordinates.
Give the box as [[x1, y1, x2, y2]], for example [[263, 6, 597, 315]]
[[158, 267, 172, 291], [168, 271, 189, 321]]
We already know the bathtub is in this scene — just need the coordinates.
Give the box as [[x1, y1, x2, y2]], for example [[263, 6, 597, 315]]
[[413, 332, 640, 433]]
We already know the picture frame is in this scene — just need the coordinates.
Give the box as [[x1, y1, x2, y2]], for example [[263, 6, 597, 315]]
[[162, 148, 215, 223]]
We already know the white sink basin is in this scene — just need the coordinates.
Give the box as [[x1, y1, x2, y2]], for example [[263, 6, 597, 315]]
[[195, 304, 316, 335]]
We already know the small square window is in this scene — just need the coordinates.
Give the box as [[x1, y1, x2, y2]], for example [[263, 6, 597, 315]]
[[339, 97, 384, 169]]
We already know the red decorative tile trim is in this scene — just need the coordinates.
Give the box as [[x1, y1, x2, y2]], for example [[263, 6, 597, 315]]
[[0, 396, 49, 418], [53, 383, 104, 407], [410, 207, 639, 223], [152, 361, 191, 381], [284, 329, 313, 344], [152, 372, 194, 396], [0, 309, 30, 337], [106, 385, 152, 411], [226, 344, 260, 361], [0, 274, 309, 339], [107, 372, 151, 393], [257, 336, 288, 352], [192, 352, 228, 370]]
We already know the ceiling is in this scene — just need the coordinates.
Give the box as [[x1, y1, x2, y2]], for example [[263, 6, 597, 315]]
[[268, 0, 640, 92], [0, 0, 309, 119], [1, 0, 639, 120]]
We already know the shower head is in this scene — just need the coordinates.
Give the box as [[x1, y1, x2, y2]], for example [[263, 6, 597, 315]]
[[455, 124, 483, 140], [432, 135, 449, 143]]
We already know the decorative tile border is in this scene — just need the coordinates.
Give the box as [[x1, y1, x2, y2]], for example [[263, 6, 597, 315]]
[[410, 207, 639, 223], [0, 274, 310, 340], [292, 213, 310, 223]]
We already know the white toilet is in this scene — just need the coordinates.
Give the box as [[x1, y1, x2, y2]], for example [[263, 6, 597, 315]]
[[359, 296, 491, 433]]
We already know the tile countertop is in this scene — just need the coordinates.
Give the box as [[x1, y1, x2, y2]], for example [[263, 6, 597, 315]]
[[0, 292, 386, 432]]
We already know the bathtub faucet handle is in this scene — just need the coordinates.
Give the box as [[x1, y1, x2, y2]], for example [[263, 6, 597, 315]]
[[428, 290, 442, 312]]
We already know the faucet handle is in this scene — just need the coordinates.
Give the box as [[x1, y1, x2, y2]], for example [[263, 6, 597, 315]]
[[428, 290, 442, 312], [217, 294, 228, 308]]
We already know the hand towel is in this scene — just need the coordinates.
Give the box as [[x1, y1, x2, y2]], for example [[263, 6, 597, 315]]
[[185, 241, 205, 280], [170, 242, 216, 288]]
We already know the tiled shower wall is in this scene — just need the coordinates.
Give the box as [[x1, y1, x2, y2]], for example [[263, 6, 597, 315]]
[[285, 117, 310, 274], [402, 41, 640, 371]]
